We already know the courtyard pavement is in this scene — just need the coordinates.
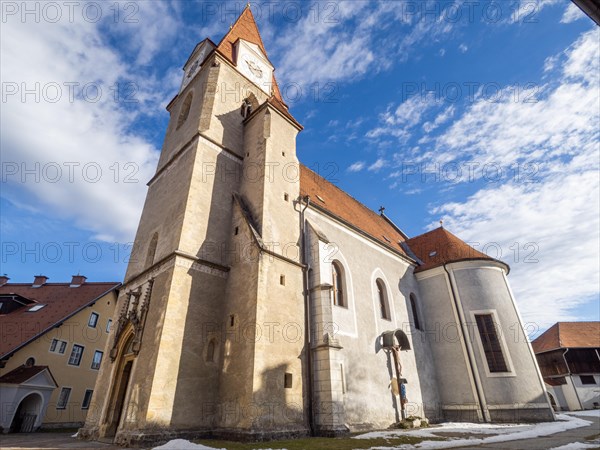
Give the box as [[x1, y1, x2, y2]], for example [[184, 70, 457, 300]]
[[0, 413, 598, 449]]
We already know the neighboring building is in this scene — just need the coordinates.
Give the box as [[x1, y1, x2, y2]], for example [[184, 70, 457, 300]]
[[0, 275, 120, 432], [532, 322, 600, 411], [80, 7, 554, 447]]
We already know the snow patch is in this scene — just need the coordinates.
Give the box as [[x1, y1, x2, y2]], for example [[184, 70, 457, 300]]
[[71, 431, 78, 438], [547, 442, 600, 450], [152, 439, 224, 450], [354, 413, 594, 449], [567, 409, 600, 418]]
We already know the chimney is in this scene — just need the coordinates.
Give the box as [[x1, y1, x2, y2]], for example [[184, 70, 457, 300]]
[[32, 275, 48, 288], [70, 275, 87, 288], [0, 275, 9, 287]]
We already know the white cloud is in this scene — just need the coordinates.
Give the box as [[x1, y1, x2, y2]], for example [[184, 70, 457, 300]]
[[458, 43, 468, 53], [347, 161, 366, 172], [368, 158, 387, 172], [367, 94, 440, 141], [272, 1, 456, 89], [439, 48, 446, 57], [509, 0, 562, 24], [423, 105, 455, 133], [426, 29, 600, 326], [560, 2, 585, 23], [0, 6, 183, 242]]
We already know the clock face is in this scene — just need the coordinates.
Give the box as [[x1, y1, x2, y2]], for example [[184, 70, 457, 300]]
[[187, 60, 200, 78], [245, 58, 263, 79]]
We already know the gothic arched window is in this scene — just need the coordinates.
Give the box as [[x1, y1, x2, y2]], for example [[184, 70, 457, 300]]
[[376, 278, 390, 320], [176, 92, 193, 129], [145, 232, 158, 268], [331, 261, 345, 307], [206, 339, 216, 363], [410, 293, 421, 330]]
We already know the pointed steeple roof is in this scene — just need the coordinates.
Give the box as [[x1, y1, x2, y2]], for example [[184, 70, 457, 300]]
[[216, 5, 285, 103], [405, 227, 509, 273]]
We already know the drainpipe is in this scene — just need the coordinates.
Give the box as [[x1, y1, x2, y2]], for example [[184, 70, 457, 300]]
[[443, 263, 490, 422], [300, 195, 315, 435], [563, 348, 584, 410]]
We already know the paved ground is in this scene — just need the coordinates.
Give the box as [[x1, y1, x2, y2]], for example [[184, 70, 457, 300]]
[[1, 414, 599, 449], [0, 432, 121, 450]]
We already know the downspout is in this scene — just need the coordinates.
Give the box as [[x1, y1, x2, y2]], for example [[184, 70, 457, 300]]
[[563, 348, 584, 410], [443, 263, 489, 422], [300, 195, 315, 435]]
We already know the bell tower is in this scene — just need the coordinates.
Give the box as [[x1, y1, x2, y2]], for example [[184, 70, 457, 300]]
[[80, 5, 308, 445]]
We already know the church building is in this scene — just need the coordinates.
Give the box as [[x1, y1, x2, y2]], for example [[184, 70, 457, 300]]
[[80, 6, 554, 446]]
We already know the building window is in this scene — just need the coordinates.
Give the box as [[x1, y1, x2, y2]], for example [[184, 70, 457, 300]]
[[176, 92, 193, 129], [206, 340, 216, 363], [82, 389, 93, 410], [474, 314, 509, 373], [68, 344, 84, 366], [88, 312, 99, 328], [332, 261, 345, 307], [145, 232, 158, 268], [50, 339, 67, 354], [410, 293, 421, 330], [25, 357, 35, 367], [106, 319, 112, 333], [57, 387, 71, 409], [376, 278, 390, 320], [91, 351, 103, 370], [284, 373, 293, 388], [580, 375, 596, 385], [280, 275, 285, 286]]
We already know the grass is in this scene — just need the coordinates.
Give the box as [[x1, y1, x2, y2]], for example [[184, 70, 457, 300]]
[[195, 435, 443, 449]]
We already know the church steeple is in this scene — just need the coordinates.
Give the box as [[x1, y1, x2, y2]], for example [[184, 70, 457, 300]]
[[215, 5, 285, 104]]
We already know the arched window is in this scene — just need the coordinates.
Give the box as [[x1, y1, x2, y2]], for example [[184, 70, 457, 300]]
[[331, 261, 345, 307], [176, 92, 193, 129], [25, 357, 35, 367], [206, 339, 216, 363], [145, 232, 158, 268], [410, 293, 421, 330], [376, 278, 390, 320]]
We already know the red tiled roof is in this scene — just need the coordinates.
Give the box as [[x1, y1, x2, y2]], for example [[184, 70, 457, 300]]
[[299, 165, 409, 258], [0, 365, 54, 385], [532, 322, 600, 353], [216, 6, 285, 104], [0, 282, 120, 358], [404, 227, 506, 273]]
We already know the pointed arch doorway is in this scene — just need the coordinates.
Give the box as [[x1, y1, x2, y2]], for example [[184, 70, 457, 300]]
[[104, 333, 136, 438]]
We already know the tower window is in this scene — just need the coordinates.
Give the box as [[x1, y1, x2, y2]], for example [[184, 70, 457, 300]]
[[410, 293, 421, 330], [331, 261, 345, 307], [206, 339, 216, 362], [280, 275, 286, 286], [376, 278, 390, 320], [474, 314, 509, 373], [146, 232, 159, 268], [284, 193, 289, 202], [230, 315, 235, 327], [176, 92, 193, 129], [284, 372, 293, 388], [234, 226, 239, 235]]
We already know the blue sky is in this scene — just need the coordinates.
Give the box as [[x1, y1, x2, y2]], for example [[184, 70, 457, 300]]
[[1, 1, 598, 331]]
